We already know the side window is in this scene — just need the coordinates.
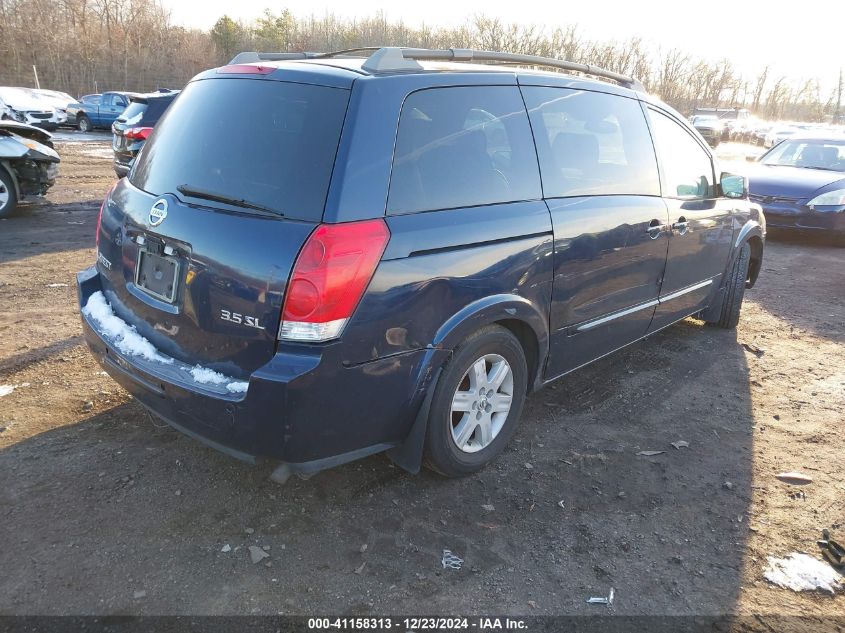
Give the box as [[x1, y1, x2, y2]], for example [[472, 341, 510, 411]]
[[101, 94, 115, 107], [116, 96, 127, 108], [387, 86, 541, 214], [648, 109, 715, 199], [521, 87, 660, 198]]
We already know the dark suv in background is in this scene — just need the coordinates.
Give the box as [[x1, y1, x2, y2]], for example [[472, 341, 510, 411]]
[[78, 47, 765, 482], [112, 90, 179, 177]]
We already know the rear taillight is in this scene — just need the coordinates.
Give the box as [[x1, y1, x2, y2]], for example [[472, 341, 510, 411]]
[[279, 219, 390, 342], [124, 126, 153, 140]]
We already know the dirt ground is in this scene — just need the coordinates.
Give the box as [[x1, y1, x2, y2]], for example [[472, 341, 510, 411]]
[[0, 138, 843, 622]]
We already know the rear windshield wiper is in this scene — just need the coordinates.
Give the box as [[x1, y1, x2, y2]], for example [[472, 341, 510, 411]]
[[176, 184, 283, 217]]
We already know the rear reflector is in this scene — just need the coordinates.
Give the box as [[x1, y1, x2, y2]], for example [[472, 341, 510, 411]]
[[217, 64, 275, 75], [125, 126, 153, 140], [279, 219, 390, 342]]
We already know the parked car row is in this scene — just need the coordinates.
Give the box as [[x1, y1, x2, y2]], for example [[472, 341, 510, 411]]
[[2, 85, 177, 182], [687, 108, 844, 149], [730, 120, 843, 147], [0, 84, 177, 219]]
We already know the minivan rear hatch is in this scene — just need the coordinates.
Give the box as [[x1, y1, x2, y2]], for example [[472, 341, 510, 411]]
[[94, 76, 350, 378]]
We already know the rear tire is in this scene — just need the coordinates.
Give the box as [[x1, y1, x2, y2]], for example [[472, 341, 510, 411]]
[[424, 325, 528, 477], [0, 167, 17, 219], [706, 242, 751, 329], [77, 114, 92, 132]]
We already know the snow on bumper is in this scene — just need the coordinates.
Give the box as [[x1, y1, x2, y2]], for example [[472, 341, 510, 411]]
[[82, 290, 248, 397]]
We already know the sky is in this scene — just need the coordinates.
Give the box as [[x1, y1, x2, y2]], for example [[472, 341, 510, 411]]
[[163, 0, 843, 91]]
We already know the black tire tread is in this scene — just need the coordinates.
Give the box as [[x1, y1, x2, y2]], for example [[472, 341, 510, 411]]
[[0, 166, 17, 219], [710, 242, 751, 329], [423, 325, 527, 478]]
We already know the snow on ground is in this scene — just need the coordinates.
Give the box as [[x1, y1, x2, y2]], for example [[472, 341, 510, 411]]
[[79, 147, 115, 160], [764, 553, 842, 593], [0, 385, 15, 397]]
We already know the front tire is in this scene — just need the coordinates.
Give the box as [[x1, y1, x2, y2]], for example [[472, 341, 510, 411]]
[[424, 325, 528, 477], [706, 242, 751, 329], [77, 114, 92, 132], [0, 167, 17, 218]]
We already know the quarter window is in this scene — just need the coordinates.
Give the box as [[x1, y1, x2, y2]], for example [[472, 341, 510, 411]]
[[387, 87, 541, 214], [522, 87, 660, 198], [648, 109, 715, 199]]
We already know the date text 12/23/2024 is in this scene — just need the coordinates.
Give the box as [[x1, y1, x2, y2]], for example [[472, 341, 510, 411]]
[[307, 618, 528, 630]]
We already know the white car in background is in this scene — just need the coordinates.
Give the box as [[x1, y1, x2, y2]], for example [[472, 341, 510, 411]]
[[28, 89, 77, 126], [764, 125, 797, 148], [0, 87, 62, 130]]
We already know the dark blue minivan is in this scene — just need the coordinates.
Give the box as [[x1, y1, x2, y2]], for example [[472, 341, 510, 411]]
[[78, 48, 765, 480]]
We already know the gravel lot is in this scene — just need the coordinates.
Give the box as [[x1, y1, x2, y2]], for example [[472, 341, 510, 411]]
[[0, 137, 842, 622]]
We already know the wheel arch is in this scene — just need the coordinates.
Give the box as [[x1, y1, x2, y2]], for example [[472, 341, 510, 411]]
[[494, 318, 541, 394], [387, 294, 550, 474], [431, 293, 549, 392], [733, 219, 764, 289], [745, 235, 763, 288]]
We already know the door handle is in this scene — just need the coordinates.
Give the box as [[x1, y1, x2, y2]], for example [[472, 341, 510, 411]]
[[672, 217, 689, 235], [646, 219, 669, 239]]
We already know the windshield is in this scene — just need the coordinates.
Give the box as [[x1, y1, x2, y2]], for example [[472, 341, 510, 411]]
[[130, 78, 350, 222], [760, 139, 845, 172]]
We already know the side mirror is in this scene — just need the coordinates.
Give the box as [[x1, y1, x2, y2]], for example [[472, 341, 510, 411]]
[[720, 172, 748, 199]]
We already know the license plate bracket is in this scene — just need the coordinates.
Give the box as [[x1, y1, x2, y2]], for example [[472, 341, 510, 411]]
[[136, 249, 179, 303]]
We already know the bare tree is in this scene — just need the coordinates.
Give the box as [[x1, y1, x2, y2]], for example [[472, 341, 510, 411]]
[[0, 2, 838, 121]]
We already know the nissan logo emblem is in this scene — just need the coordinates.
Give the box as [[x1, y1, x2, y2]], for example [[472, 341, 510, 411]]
[[149, 199, 168, 227]]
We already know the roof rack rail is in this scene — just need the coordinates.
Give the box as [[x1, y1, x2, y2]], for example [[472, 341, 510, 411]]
[[362, 47, 644, 91], [228, 47, 645, 91]]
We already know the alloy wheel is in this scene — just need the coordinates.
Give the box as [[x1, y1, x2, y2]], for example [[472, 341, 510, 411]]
[[450, 353, 514, 453], [0, 181, 9, 211]]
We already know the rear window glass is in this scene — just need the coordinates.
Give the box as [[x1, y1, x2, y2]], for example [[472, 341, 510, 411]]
[[130, 79, 350, 222], [142, 97, 174, 123], [387, 86, 541, 214], [522, 87, 660, 198], [120, 101, 147, 125]]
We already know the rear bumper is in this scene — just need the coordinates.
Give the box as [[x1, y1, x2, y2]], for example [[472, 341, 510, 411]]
[[78, 266, 445, 471], [113, 147, 137, 178], [113, 160, 130, 178]]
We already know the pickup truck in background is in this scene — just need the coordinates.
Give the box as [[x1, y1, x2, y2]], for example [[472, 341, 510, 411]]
[[67, 91, 137, 132]]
